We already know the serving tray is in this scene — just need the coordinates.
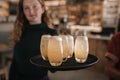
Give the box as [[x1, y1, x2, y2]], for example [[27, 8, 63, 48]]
[[30, 54, 98, 71]]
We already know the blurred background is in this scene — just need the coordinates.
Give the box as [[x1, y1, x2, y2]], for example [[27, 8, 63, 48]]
[[0, 0, 120, 80]]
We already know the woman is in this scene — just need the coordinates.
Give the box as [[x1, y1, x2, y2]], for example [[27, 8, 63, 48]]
[[105, 32, 120, 80], [9, 0, 58, 80]]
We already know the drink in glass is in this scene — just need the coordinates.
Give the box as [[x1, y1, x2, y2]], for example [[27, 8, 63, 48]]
[[67, 35, 74, 58], [74, 36, 89, 63], [40, 35, 51, 60], [59, 35, 69, 62], [48, 36, 63, 66]]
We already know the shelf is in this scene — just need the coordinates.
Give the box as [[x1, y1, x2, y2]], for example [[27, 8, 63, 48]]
[[102, 0, 119, 28], [0, 0, 9, 17]]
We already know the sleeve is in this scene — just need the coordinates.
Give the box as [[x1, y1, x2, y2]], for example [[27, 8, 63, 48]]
[[50, 29, 58, 35], [8, 59, 18, 80], [49, 69, 57, 73], [46, 28, 58, 36], [105, 34, 119, 63]]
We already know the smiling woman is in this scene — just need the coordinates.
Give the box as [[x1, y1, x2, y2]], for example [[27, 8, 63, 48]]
[[10, 0, 53, 46], [8, 0, 58, 80], [23, 0, 44, 24]]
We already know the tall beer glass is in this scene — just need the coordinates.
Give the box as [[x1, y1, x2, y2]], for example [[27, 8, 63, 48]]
[[48, 36, 63, 66], [60, 35, 69, 62], [40, 35, 51, 60], [67, 35, 74, 58], [74, 36, 89, 63]]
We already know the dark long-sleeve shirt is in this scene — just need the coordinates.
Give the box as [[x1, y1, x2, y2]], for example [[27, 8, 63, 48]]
[[9, 23, 58, 78]]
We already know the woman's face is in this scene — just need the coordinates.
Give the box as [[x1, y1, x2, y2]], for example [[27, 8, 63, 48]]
[[23, 0, 44, 24]]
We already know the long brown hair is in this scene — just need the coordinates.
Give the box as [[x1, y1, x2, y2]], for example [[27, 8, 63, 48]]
[[10, 0, 52, 46]]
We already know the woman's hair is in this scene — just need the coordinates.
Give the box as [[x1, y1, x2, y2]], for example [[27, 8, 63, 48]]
[[10, 0, 52, 46]]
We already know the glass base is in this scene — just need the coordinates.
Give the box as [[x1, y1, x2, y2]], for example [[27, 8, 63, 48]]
[[50, 62, 62, 66], [63, 58, 67, 62], [42, 56, 48, 61], [75, 58, 87, 63]]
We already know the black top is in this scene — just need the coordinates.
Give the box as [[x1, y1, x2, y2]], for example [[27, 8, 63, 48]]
[[9, 23, 58, 77]]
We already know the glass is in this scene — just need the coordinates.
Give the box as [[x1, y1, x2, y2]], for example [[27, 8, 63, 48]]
[[48, 36, 63, 66], [40, 35, 51, 60], [74, 36, 89, 63], [59, 35, 69, 62], [67, 35, 74, 58]]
